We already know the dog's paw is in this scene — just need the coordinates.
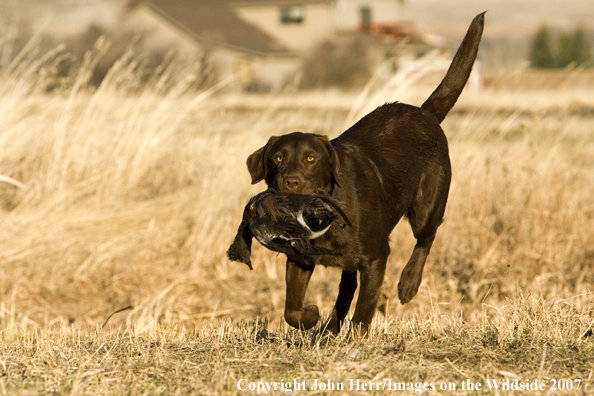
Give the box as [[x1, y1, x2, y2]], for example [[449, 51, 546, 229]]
[[285, 305, 320, 330], [397, 280, 420, 304]]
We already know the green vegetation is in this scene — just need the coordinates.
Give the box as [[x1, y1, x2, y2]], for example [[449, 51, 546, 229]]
[[529, 25, 593, 68], [529, 25, 557, 68]]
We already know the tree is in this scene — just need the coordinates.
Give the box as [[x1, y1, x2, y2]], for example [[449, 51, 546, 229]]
[[299, 37, 372, 89], [557, 26, 593, 68], [529, 25, 556, 68]]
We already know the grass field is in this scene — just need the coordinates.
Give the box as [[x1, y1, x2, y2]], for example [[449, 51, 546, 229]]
[[1, 50, 594, 394]]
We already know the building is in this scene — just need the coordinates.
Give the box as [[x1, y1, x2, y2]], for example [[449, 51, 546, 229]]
[[126, 0, 412, 91]]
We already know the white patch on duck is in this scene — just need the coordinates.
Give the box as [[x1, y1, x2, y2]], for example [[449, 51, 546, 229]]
[[296, 211, 331, 239]]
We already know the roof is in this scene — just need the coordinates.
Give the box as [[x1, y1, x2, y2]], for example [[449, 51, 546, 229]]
[[129, 0, 295, 57]]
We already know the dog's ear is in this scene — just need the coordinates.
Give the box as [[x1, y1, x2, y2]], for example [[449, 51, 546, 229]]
[[320, 135, 340, 188], [246, 147, 266, 184], [246, 136, 279, 184]]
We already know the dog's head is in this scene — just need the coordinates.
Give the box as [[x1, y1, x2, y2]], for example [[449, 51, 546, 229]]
[[247, 132, 340, 194]]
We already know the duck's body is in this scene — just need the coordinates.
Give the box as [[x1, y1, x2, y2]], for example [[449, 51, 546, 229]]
[[227, 189, 351, 269]]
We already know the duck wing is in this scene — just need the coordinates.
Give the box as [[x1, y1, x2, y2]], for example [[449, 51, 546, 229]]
[[250, 216, 311, 255]]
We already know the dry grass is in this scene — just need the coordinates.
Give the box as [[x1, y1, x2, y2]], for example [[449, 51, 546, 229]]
[[1, 47, 593, 394], [1, 297, 592, 395]]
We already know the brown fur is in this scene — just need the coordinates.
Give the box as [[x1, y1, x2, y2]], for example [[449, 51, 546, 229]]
[[244, 13, 485, 334]]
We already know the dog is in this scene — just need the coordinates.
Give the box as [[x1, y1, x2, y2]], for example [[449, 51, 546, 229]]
[[242, 13, 484, 334], [227, 189, 352, 270]]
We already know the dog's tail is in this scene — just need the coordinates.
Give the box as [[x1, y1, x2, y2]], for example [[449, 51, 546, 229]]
[[421, 12, 485, 123]]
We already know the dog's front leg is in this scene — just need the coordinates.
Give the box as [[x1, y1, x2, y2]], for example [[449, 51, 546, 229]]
[[350, 256, 387, 336], [284, 259, 319, 330]]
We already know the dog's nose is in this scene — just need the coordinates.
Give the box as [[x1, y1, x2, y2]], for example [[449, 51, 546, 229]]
[[283, 176, 302, 191]]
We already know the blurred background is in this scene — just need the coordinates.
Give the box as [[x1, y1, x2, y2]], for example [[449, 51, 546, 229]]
[[0, 0, 593, 331], [1, 0, 592, 92]]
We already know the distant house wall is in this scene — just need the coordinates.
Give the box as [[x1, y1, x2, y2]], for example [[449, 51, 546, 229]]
[[125, 0, 411, 92], [254, 56, 301, 90], [217, 52, 301, 91], [333, 0, 401, 30], [233, 3, 335, 53]]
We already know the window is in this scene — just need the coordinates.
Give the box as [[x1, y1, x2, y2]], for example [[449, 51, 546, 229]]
[[280, 5, 305, 24], [359, 6, 372, 25]]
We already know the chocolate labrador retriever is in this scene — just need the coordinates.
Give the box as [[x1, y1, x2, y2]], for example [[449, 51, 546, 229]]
[[244, 13, 485, 335]]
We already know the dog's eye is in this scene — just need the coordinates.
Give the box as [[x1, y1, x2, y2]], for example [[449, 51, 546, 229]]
[[276, 156, 283, 162], [307, 156, 315, 162]]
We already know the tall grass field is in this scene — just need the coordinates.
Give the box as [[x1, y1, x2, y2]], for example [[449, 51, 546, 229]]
[[1, 45, 594, 394]]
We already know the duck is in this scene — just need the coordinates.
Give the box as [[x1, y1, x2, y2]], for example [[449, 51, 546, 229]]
[[227, 189, 351, 269]]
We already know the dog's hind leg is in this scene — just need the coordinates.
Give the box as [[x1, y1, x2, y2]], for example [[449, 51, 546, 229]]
[[398, 165, 451, 304], [398, 236, 435, 304], [351, 256, 388, 336], [323, 270, 357, 334]]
